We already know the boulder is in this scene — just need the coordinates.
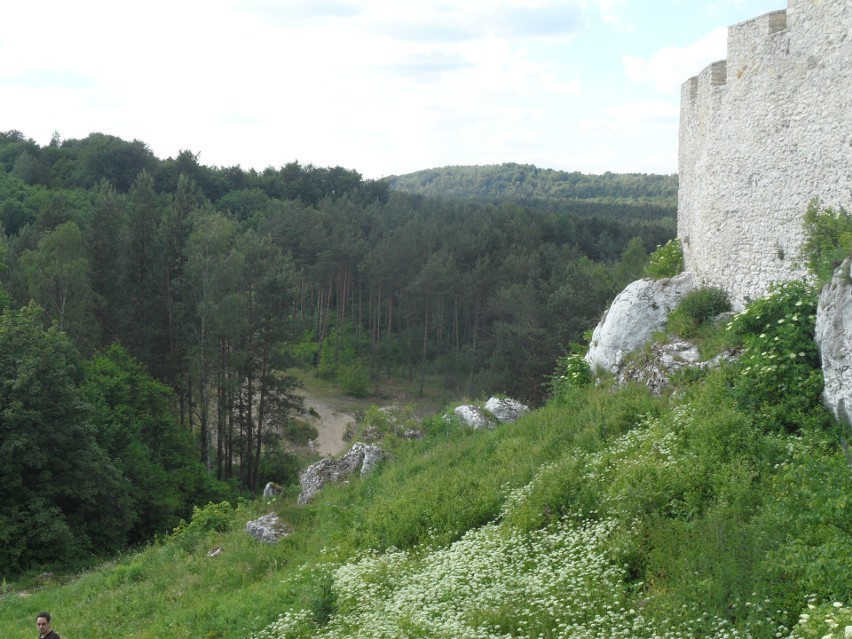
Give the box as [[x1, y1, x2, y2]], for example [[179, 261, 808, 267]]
[[454, 405, 496, 429], [484, 397, 530, 423], [297, 442, 386, 504], [245, 513, 290, 543], [262, 482, 283, 499], [815, 257, 852, 424], [586, 272, 695, 374]]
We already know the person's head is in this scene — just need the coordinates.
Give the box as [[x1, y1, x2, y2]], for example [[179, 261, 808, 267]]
[[36, 612, 52, 635]]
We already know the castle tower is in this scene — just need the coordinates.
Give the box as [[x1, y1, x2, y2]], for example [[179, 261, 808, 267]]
[[677, 0, 852, 308]]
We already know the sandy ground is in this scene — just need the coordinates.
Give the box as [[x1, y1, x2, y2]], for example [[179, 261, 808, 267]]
[[293, 374, 449, 458], [299, 394, 357, 457]]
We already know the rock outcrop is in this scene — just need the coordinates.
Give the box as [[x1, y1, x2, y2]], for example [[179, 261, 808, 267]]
[[245, 513, 291, 543], [484, 397, 530, 423], [297, 442, 386, 504], [616, 340, 741, 395], [453, 397, 530, 429], [262, 482, 283, 499], [815, 257, 852, 424], [586, 272, 695, 374], [453, 405, 495, 429]]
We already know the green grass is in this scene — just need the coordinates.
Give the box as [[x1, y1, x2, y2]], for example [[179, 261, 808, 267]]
[[1, 314, 850, 638]]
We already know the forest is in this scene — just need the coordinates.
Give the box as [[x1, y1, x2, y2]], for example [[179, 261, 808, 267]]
[[0, 129, 676, 574]]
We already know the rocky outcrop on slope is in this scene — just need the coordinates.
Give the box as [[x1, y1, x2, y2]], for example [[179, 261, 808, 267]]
[[453, 397, 530, 429], [815, 257, 852, 424], [616, 340, 741, 395], [297, 442, 386, 504], [586, 272, 695, 374], [245, 512, 291, 543]]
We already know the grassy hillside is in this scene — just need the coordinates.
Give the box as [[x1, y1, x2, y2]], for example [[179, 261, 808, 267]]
[[0, 283, 849, 639]]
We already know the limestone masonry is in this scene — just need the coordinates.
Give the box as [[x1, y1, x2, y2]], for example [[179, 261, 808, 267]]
[[678, 0, 852, 309]]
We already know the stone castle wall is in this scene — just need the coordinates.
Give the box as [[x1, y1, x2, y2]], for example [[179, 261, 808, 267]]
[[677, 0, 852, 309]]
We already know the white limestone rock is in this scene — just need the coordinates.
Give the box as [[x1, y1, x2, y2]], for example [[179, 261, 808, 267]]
[[616, 340, 701, 394], [615, 340, 741, 395], [262, 482, 283, 499], [245, 512, 290, 543], [484, 397, 530, 423], [815, 257, 852, 424], [297, 442, 386, 504], [454, 405, 496, 429], [585, 272, 695, 374]]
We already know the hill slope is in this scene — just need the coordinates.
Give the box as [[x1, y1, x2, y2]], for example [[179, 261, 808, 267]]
[[0, 282, 849, 639], [385, 163, 678, 214]]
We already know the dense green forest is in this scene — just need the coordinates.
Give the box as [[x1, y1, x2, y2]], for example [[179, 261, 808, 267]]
[[0, 129, 675, 575], [386, 163, 678, 220]]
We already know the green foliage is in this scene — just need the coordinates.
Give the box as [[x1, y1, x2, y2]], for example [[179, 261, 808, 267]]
[[549, 352, 593, 397], [339, 360, 370, 398], [0, 303, 132, 573], [83, 344, 228, 543], [724, 280, 823, 432], [169, 501, 236, 551], [666, 286, 731, 338], [357, 404, 420, 440], [282, 419, 319, 447], [257, 437, 302, 488], [386, 163, 678, 212], [614, 236, 650, 287], [799, 197, 852, 285], [644, 238, 683, 278], [787, 600, 852, 639], [762, 434, 852, 602]]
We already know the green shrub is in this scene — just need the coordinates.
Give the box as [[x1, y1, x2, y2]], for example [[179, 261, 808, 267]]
[[339, 360, 370, 398], [666, 286, 731, 338], [283, 418, 318, 446], [763, 432, 852, 603], [358, 404, 419, 439], [169, 501, 236, 551], [549, 352, 593, 398], [799, 197, 852, 285], [724, 280, 823, 432], [644, 238, 683, 279]]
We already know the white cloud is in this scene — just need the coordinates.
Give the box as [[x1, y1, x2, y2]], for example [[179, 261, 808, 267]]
[[597, 0, 629, 30], [580, 100, 679, 136], [8, 0, 770, 177], [622, 27, 727, 93]]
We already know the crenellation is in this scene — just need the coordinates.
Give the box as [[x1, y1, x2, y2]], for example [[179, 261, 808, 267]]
[[677, 0, 851, 309], [709, 60, 728, 86]]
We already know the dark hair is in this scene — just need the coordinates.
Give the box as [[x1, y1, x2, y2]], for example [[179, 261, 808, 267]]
[[36, 612, 51, 622]]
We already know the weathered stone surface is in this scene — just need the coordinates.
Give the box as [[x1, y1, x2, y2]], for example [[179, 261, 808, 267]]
[[616, 340, 741, 395], [815, 257, 852, 424], [245, 513, 290, 543], [484, 397, 530, 423], [617, 341, 701, 394], [678, 3, 850, 309], [297, 442, 386, 504], [585, 272, 695, 374], [360, 443, 386, 476], [453, 405, 496, 429], [262, 482, 283, 499]]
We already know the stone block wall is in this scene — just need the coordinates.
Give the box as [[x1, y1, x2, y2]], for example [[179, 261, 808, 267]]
[[678, 0, 852, 309]]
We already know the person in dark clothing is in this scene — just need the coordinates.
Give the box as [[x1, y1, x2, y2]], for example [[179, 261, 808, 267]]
[[36, 612, 60, 639]]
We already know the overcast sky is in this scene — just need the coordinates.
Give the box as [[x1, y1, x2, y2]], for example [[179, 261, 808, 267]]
[[1, 0, 784, 179]]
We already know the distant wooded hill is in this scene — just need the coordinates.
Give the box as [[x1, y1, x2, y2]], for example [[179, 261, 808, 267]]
[[385, 163, 678, 219]]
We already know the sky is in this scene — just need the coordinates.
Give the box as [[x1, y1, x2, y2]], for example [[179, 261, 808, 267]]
[[1, 0, 785, 179]]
